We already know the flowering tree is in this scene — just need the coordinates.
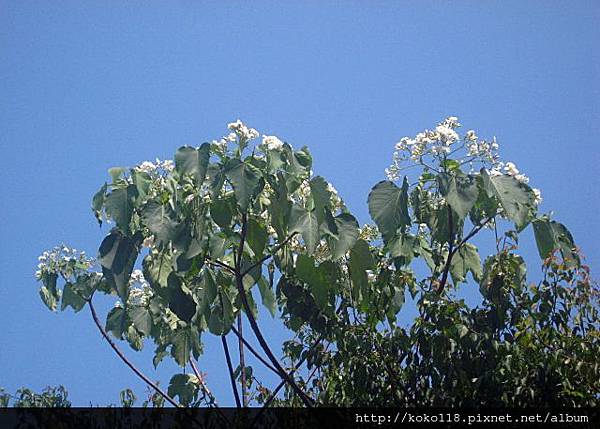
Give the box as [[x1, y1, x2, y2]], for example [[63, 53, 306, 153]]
[[34, 118, 599, 407]]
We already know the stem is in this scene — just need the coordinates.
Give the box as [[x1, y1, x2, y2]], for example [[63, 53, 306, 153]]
[[236, 213, 314, 407], [231, 326, 278, 375], [436, 215, 494, 294], [241, 232, 298, 277], [87, 299, 179, 408], [221, 335, 241, 408], [237, 314, 248, 407], [189, 357, 219, 408]]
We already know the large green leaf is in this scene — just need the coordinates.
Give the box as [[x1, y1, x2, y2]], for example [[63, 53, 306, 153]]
[[167, 374, 199, 406], [289, 205, 319, 254], [296, 254, 328, 309], [257, 276, 277, 317], [449, 243, 482, 283], [168, 273, 196, 323], [210, 198, 233, 228], [532, 217, 579, 266], [309, 176, 332, 224], [224, 159, 261, 210], [104, 185, 137, 233], [329, 213, 359, 260], [142, 201, 180, 246], [439, 173, 479, 220], [128, 306, 152, 336], [208, 292, 234, 335], [106, 306, 127, 339], [348, 239, 375, 304], [247, 218, 268, 258], [174, 143, 211, 184], [99, 231, 140, 300], [368, 179, 410, 241], [481, 169, 534, 230], [61, 282, 86, 312], [170, 329, 192, 367]]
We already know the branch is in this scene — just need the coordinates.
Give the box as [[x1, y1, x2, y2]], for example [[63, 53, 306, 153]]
[[436, 215, 494, 294], [87, 299, 180, 408], [189, 356, 219, 408], [235, 214, 314, 407], [206, 258, 236, 274], [241, 232, 298, 278], [237, 314, 248, 407], [231, 325, 278, 375], [221, 335, 241, 409]]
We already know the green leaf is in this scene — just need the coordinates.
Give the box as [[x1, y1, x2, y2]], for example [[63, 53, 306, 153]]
[[208, 292, 234, 335], [128, 306, 152, 336], [210, 199, 233, 228], [247, 218, 268, 258], [170, 329, 192, 367], [481, 169, 535, 230], [257, 277, 277, 317], [108, 167, 125, 182], [224, 159, 261, 210], [142, 251, 172, 290], [91, 183, 107, 226], [132, 171, 152, 201], [174, 143, 211, 184], [296, 254, 328, 309], [39, 286, 58, 312], [439, 173, 479, 220], [106, 306, 127, 339], [532, 217, 579, 266], [289, 205, 319, 254], [99, 231, 140, 300], [168, 274, 196, 323], [329, 213, 359, 260], [450, 243, 482, 283], [368, 179, 410, 241], [309, 176, 332, 224], [142, 201, 180, 247], [348, 239, 375, 304], [104, 185, 137, 233], [61, 282, 86, 312], [388, 233, 417, 260], [167, 374, 199, 406]]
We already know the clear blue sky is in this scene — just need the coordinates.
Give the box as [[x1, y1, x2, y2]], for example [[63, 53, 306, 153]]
[[1, 1, 598, 406]]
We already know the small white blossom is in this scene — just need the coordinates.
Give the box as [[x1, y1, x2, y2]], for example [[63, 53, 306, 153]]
[[532, 188, 543, 205], [142, 235, 155, 248]]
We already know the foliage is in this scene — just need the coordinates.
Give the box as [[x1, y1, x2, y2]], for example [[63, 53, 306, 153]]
[[33, 118, 599, 407]]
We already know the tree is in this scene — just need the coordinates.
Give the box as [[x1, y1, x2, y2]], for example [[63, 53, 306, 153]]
[[32, 117, 599, 407]]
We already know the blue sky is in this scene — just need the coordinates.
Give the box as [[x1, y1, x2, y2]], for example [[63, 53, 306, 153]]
[[1, 1, 598, 406]]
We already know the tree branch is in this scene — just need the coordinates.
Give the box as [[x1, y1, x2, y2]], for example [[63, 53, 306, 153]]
[[231, 325, 278, 375], [87, 298, 180, 408], [436, 215, 494, 294], [235, 213, 314, 407], [241, 232, 298, 278], [189, 356, 219, 408], [237, 314, 248, 407], [221, 335, 241, 409]]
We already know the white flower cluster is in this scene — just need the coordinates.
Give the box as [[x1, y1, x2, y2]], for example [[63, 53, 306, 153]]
[[464, 131, 499, 164], [261, 135, 284, 151], [210, 132, 237, 155], [135, 158, 175, 175], [290, 179, 345, 212], [126, 269, 153, 307], [486, 162, 542, 205], [227, 119, 259, 142], [386, 117, 462, 181], [36, 245, 94, 279]]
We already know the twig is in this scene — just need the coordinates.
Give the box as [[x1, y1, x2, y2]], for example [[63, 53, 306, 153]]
[[231, 326, 278, 375], [189, 356, 219, 408], [237, 314, 248, 407], [241, 232, 298, 278], [87, 298, 180, 408]]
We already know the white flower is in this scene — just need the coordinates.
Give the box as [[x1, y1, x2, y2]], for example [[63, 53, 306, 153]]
[[465, 130, 478, 142], [504, 162, 520, 176], [532, 188, 543, 205], [227, 119, 259, 142], [262, 135, 284, 151], [184, 194, 195, 204]]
